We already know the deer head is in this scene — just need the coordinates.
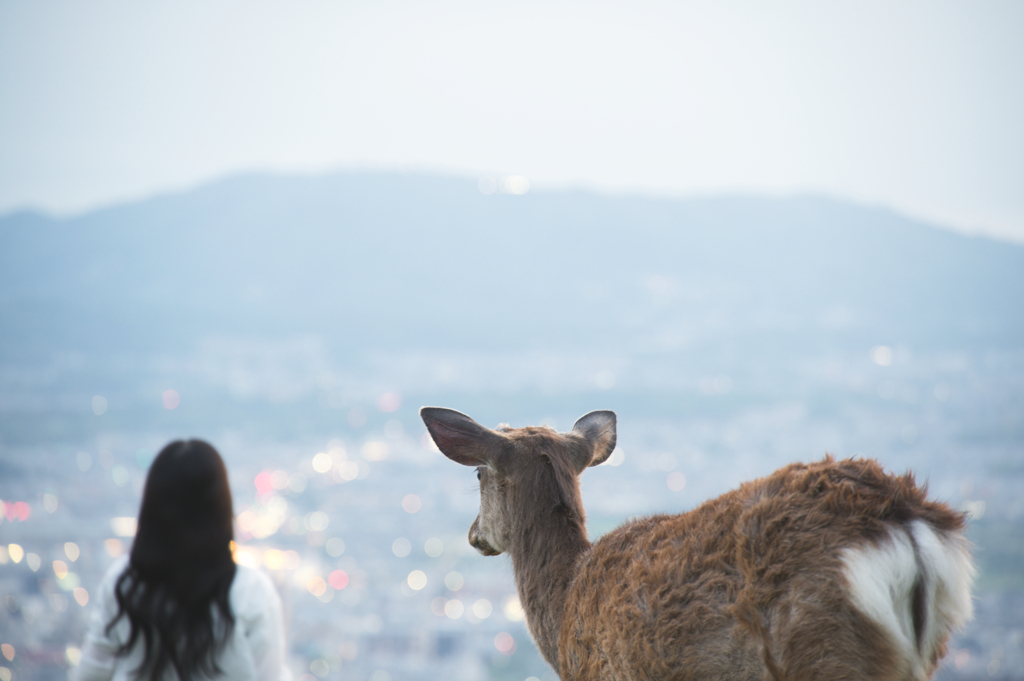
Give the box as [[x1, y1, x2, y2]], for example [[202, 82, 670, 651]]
[[420, 407, 617, 556]]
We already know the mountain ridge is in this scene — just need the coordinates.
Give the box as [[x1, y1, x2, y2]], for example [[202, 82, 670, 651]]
[[2, 171, 1022, 359]]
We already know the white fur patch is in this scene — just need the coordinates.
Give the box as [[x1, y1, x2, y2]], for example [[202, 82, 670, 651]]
[[842, 527, 921, 674], [841, 522, 974, 680], [909, 521, 975, 654]]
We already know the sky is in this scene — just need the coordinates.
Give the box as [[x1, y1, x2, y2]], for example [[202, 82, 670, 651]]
[[1, 0, 1023, 242]]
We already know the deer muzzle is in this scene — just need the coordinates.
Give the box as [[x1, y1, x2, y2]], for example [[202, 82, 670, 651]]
[[469, 516, 502, 556]]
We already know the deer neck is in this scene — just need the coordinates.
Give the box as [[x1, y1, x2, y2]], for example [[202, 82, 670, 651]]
[[508, 502, 590, 669]]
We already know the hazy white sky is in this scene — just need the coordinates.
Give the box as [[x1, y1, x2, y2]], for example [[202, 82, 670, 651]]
[[2, 0, 1022, 241]]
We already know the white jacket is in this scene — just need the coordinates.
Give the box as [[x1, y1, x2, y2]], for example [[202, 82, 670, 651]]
[[74, 555, 291, 681]]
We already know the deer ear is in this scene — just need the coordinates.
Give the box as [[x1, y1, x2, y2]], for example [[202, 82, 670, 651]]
[[571, 410, 617, 467], [420, 407, 504, 467]]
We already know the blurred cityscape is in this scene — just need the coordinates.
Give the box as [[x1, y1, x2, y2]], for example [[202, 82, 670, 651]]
[[2, 339, 1022, 680], [1, 173, 1022, 680]]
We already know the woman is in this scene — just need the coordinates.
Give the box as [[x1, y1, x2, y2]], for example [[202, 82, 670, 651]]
[[76, 440, 291, 680]]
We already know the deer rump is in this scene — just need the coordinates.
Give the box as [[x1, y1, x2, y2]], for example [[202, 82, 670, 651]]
[[421, 407, 973, 681], [560, 458, 973, 681]]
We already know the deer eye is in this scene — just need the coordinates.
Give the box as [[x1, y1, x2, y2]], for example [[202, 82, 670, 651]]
[[476, 469, 482, 481]]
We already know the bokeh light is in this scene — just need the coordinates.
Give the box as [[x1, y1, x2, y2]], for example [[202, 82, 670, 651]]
[[135, 449, 154, 469], [392, 538, 411, 557], [306, 576, 327, 597], [594, 369, 615, 390], [328, 570, 349, 590], [254, 470, 275, 495], [494, 632, 516, 655], [310, 659, 329, 678], [76, 452, 91, 472], [376, 392, 401, 412], [871, 345, 893, 366], [444, 571, 464, 591], [111, 466, 129, 487], [262, 550, 286, 570], [667, 471, 686, 492], [336, 461, 359, 481], [305, 511, 329, 532], [401, 494, 421, 514], [406, 570, 427, 590], [444, 599, 464, 619], [162, 389, 180, 409], [472, 599, 493, 619], [361, 442, 388, 461], [500, 176, 530, 195], [2, 502, 30, 522], [312, 452, 332, 473], [503, 595, 525, 621], [271, 470, 290, 489], [424, 538, 443, 557], [110, 517, 137, 537], [901, 425, 918, 444], [104, 539, 124, 558]]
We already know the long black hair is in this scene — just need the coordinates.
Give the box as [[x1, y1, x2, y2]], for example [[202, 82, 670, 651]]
[[107, 440, 237, 680]]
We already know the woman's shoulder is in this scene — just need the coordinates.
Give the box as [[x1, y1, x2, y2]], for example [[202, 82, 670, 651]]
[[232, 563, 277, 594], [97, 554, 130, 597], [230, 564, 282, 614], [85, 554, 131, 643]]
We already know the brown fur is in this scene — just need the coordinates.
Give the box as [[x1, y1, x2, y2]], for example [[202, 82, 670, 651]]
[[420, 407, 971, 681]]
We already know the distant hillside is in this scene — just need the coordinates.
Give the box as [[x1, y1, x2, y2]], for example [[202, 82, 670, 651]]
[[2, 172, 1022, 362]]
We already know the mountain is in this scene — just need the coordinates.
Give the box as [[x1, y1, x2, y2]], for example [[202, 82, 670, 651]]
[[2, 171, 1022, 363]]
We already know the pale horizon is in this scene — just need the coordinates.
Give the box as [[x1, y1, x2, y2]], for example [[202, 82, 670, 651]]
[[2, 0, 1022, 242]]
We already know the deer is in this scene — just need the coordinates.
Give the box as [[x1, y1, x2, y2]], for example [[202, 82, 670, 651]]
[[420, 406, 974, 681]]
